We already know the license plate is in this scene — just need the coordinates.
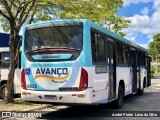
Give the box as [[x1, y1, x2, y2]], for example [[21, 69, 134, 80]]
[[44, 95, 57, 100]]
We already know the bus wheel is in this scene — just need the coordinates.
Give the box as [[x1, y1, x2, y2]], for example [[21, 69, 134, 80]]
[[114, 85, 124, 109], [0, 84, 7, 100]]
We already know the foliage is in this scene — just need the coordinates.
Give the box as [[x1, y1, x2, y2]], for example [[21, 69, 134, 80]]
[[151, 65, 156, 78], [107, 16, 131, 37], [53, 0, 122, 20], [35, 0, 130, 37], [148, 33, 160, 61], [0, 0, 57, 103], [0, 0, 54, 32], [157, 67, 160, 73], [0, 0, 130, 36], [0, 0, 130, 103]]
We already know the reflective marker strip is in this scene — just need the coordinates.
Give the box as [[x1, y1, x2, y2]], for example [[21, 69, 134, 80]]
[[72, 94, 77, 96]]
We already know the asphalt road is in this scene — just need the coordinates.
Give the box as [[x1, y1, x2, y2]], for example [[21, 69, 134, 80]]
[[2, 79, 160, 120], [34, 79, 160, 120]]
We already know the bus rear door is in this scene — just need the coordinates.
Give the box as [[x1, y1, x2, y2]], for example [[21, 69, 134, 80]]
[[106, 42, 116, 101]]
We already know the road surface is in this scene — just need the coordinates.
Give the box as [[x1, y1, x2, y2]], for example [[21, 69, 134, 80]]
[[1, 79, 160, 120], [38, 79, 160, 120]]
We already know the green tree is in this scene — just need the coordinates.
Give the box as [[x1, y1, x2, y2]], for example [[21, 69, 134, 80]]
[[55, 0, 122, 21], [148, 33, 160, 61], [110, 17, 131, 37], [47, 0, 130, 36], [0, 0, 129, 103], [0, 0, 55, 103]]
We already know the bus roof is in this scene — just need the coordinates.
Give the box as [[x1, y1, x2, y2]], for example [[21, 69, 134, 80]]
[[90, 21, 147, 52], [0, 32, 22, 48], [24, 19, 147, 52], [0, 47, 9, 52], [0, 33, 10, 47]]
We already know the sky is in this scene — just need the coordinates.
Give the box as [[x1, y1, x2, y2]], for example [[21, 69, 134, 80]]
[[0, 0, 160, 49], [119, 0, 160, 49]]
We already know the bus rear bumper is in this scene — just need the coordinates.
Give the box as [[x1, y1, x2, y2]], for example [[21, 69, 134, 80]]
[[21, 88, 93, 104]]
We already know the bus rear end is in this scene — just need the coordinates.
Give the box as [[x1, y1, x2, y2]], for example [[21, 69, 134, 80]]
[[21, 20, 93, 104]]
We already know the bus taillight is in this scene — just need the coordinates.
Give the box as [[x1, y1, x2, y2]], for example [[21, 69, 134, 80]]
[[79, 68, 88, 91], [21, 69, 26, 89]]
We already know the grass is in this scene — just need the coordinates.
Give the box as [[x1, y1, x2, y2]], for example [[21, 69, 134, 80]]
[[0, 98, 42, 111]]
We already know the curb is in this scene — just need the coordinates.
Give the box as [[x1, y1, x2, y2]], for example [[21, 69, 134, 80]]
[[22, 104, 53, 111]]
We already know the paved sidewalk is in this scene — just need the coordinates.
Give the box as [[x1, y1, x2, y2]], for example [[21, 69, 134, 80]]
[[22, 104, 53, 111]]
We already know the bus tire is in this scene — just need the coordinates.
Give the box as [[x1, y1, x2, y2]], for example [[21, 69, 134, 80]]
[[114, 85, 124, 109], [0, 84, 6, 100], [137, 86, 144, 95]]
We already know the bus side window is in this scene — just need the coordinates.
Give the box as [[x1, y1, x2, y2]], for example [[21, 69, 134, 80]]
[[97, 34, 105, 63], [91, 31, 106, 65], [141, 52, 146, 67], [91, 32, 97, 62], [1, 52, 10, 68], [116, 42, 124, 65], [91, 32, 98, 63], [18, 52, 21, 69], [123, 45, 130, 66]]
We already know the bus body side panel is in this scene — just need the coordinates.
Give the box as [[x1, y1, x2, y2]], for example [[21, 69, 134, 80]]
[[14, 69, 21, 94], [0, 50, 21, 95], [92, 66, 109, 104], [1, 69, 9, 80], [89, 22, 110, 104], [116, 66, 132, 97], [0, 67, 21, 94]]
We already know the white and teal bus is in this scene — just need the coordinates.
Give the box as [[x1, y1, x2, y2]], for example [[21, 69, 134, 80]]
[[0, 47, 21, 99], [0, 33, 21, 99], [21, 19, 151, 108]]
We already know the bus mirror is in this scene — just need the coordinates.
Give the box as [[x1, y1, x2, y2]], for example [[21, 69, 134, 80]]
[[4, 57, 10, 61]]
